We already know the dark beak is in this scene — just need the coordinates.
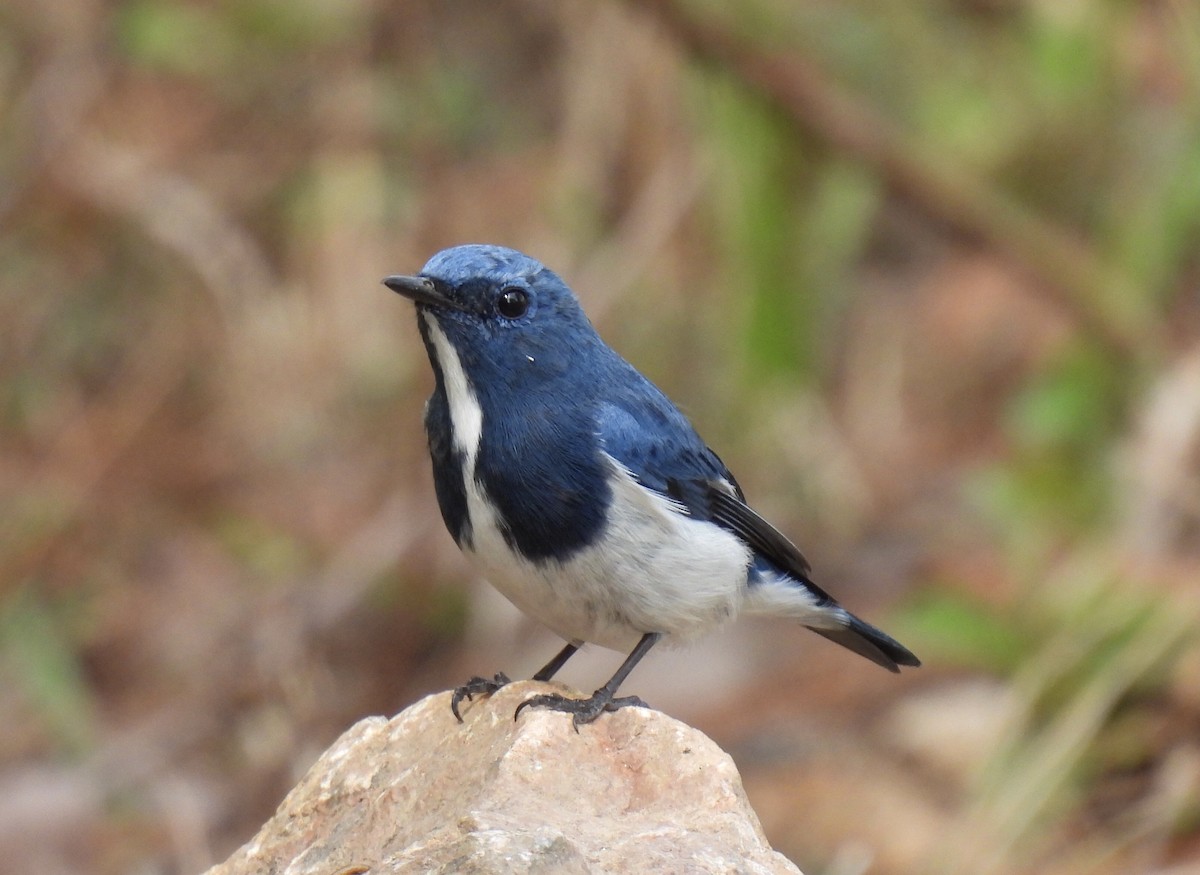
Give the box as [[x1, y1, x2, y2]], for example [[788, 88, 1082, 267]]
[[382, 274, 460, 310]]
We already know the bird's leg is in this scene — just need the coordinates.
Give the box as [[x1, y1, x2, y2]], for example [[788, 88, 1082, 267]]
[[532, 641, 580, 681], [515, 632, 660, 729], [449, 640, 582, 722]]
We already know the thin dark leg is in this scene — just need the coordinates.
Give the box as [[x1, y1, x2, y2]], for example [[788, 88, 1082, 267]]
[[590, 632, 659, 700], [515, 632, 661, 729], [532, 641, 580, 681]]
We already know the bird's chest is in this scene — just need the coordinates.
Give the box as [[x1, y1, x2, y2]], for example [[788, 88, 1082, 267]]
[[425, 391, 610, 552], [431, 431, 624, 646], [421, 312, 609, 584], [422, 315, 609, 559], [419, 314, 748, 648]]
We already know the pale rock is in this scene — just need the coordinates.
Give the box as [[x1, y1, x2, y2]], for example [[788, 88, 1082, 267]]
[[205, 681, 801, 875]]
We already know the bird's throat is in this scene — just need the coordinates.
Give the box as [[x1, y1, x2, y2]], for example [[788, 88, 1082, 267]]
[[420, 313, 484, 470]]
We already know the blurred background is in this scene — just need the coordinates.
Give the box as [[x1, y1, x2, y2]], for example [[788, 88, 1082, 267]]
[[3, 0, 1200, 872]]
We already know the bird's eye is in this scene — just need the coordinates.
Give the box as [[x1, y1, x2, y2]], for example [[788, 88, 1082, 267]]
[[496, 286, 529, 319]]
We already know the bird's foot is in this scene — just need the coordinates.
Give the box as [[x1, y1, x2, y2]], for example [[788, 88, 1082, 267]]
[[514, 689, 650, 730], [450, 672, 511, 722]]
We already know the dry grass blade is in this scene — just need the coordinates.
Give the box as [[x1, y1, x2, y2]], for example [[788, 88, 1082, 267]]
[[940, 580, 1200, 875]]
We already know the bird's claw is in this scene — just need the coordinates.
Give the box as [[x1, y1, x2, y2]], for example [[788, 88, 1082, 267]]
[[450, 672, 512, 722], [514, 690, 650, 731]]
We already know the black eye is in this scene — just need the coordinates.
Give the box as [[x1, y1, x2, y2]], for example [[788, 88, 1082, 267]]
[[496, 286, 529, 319]]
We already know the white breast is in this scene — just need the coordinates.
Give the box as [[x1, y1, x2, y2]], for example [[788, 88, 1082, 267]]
[[469, 457, 751, 651]]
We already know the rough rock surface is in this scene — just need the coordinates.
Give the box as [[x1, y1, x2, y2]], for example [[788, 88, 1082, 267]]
[[205, 680, 802, 874]]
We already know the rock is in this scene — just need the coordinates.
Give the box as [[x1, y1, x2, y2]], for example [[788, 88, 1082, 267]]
[[205, 681, 801, 874]]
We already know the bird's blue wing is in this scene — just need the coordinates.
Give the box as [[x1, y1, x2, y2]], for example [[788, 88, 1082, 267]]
[[595, 387, 819, 588], [594, 392, 733, 496]]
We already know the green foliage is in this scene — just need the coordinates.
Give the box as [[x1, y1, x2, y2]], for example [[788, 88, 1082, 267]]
[[712, 88, 812, 381], [700, 75, 878, 386], [1020, 3, 1119, 110], [971, 341, 1130, 538], [223, 0, 357, 49], [116, 0, 357, 78], [117, 0, 237, 76], [1109, 135, 1200, 312], [1008, 345, 1125, 453], [213, 513, 311, 583], [412, 584, 470, 638], [896, 588, 1030, 674], [0, 587, 97, 757]]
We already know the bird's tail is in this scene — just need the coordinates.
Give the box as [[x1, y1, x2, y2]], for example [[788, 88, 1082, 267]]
[[806, 613, 920, 673], [743, 573, 920, 672]]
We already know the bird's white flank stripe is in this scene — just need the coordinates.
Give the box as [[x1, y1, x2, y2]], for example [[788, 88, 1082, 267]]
[[423, 313, 483, 468]]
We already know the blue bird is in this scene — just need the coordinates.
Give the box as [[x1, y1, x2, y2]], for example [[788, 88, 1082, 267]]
[[384, 244, 919, 727]]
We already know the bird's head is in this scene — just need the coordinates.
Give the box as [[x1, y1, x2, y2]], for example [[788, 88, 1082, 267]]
[[384, 244, 602, 389]]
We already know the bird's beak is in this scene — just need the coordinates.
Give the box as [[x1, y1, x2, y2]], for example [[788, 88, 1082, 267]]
[[382, 274, 461, 310]]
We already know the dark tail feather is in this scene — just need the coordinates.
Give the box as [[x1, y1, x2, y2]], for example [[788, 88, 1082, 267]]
[[807, 613, 921, 673]]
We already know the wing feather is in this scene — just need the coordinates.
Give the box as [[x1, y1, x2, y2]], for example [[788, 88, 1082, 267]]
[[595, 395, 829, 601]]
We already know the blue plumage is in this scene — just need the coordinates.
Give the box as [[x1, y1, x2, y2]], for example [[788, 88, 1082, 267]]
[[385, 244, 919, 726]]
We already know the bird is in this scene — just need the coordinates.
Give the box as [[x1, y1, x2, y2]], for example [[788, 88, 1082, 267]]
[[384, 244, 919, 727]]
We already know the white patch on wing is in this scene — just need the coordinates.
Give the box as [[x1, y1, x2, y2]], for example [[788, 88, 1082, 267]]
[[456, 449, 753, 652], [423, 314, 483, 467]]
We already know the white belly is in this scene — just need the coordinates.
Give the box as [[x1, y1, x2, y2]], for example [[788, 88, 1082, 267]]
[[463, 454, 752, 651]]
